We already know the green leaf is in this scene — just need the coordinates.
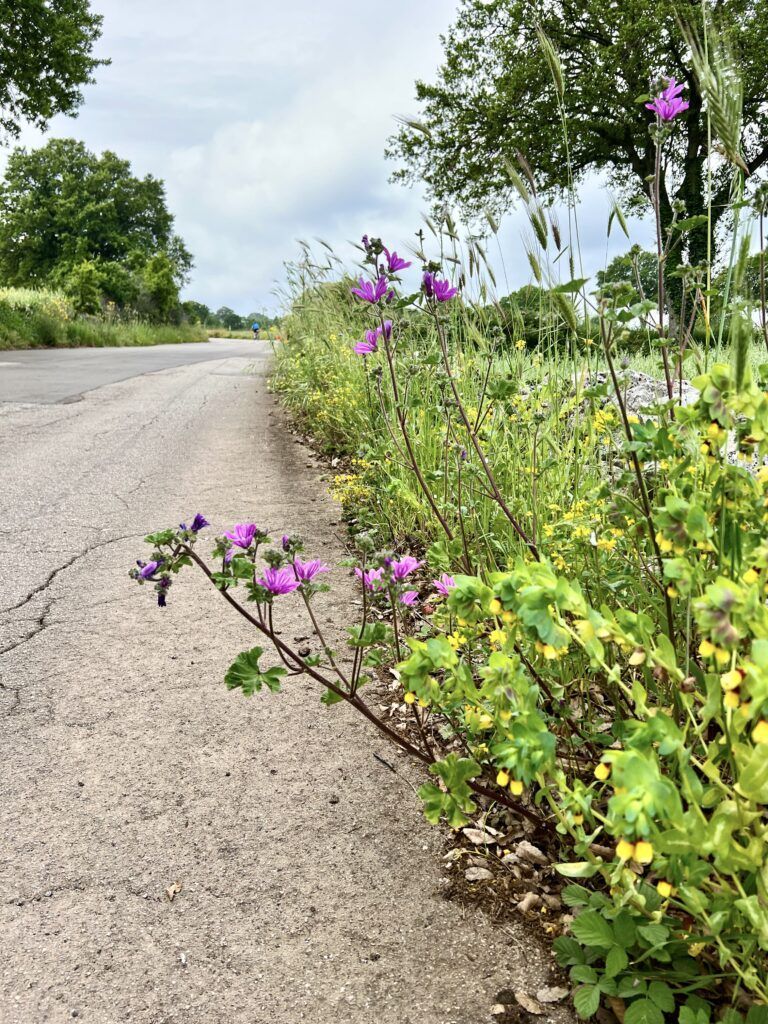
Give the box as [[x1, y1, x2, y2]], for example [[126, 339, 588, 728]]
[[571, 910, 615, 949], [623, 998, 665, 1024], [573, 984, 601, 1019], [320, 688, 344, 706], [562, 884, 592, 907], [571, 964, 598, 984], [555, 860, 600, 878], [224, 647, 286, 695], [418, 754, 480, 828], [605, 944, 628, 978], [552, 936, 586, 966], [647, 981, 675, 1013], [736, 745, 768, 803], [637, 923, 669, 948]]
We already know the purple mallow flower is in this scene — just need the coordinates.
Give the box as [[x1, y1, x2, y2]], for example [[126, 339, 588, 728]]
[[400, 590, 419, 606], [353, 320, 392, 356], [383, 247, 412, 274], [646, 77, 689, 122], [423, 271, 458, 302], [355, 566, 385, 591], [390, 556, 422, 582], [433, 574, 456, 597], [225, 523, 258, 549], [351, 276, 393, 304], [293, 557, 330, 584], [257, 566, 301, 596], [137, 559, 161, 579], [190, 513, 209, 532], [157, 576, 171, 607]]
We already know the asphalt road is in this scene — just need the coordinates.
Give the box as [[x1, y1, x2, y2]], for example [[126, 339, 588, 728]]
[[0, 346, 565, 1023], [0, 338, 262, 404]]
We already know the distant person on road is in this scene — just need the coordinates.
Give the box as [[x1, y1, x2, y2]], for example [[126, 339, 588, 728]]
[[251, 321, 260, 339]]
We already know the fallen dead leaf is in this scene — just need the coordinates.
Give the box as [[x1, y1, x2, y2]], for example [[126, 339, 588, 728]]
[[464, 866, 494, 882], [536, 985, 569, 1003], [515, 991, 546, 1015], [165, 881, 182, 902], [462, 827, 498, 845]]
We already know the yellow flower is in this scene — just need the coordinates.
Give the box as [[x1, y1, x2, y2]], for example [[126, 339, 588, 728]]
[[404, 692, 416, 705], [698, 639, 716, 658], [573, 814, 584, 825], [515, 338, 525, 350], [743, 568, 759, 585], [496, 769, 510, 787], [656, 880, 673, 899], [447, 634, 460, 651], [509, 779, 524, 796], [594, 762, 611, 781], [752, 720, 768, 744], [489, 629, 507, 647], [418, 698, 429, 709], [689, 943, 706, 957], [714, 647, 730, 667], [720, 668, 742, 691], [501, 610, 516, 626], [634, 841, 654, 864], [616, 839, 635, 861], [723, 691, 740, 710], [489, 598, 503, 616], [628, 648, 646, 666]]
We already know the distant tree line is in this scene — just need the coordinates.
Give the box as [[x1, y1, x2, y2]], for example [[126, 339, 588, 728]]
[[180, 302, 277, 331]]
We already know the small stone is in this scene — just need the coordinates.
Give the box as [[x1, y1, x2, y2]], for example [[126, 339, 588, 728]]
[[490, 1005, 506, 1016]]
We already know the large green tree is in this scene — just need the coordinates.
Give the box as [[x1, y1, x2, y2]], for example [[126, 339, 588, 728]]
[[0, 1, 105, 139], [0, 138, 193, 288], [388, 0, 768, 266]]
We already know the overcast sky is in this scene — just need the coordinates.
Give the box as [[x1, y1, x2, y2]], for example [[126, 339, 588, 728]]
[[11, 0, 652, 315]]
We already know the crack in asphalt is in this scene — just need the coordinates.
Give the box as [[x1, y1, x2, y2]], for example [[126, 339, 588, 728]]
[[0, 532, 145, 659]]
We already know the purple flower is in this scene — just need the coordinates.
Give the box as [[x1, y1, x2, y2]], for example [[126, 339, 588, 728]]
[[257, 566, 301, 596], [351, 276, 393, 304], [293, 557, 330, 584], [646, 77, 689, 122], [157, 576, 171, 607], [281, 535, 291, 551], [190, 513, 209, 533], [354, 329, 379, 356], [225, 523, 258, 549], [400, 590, 419, 606], [138, 560, 161, 579], [355, 566, 385, 591], [361, 234, 370, 250], [433, 574, 456, 597], [390, 556, 422, 582], [423, 271, 458, 302], [353, 320, 393, 356], [383, 247, 412, 274]]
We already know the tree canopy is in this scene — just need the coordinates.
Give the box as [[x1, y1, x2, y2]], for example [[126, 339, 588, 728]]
[[0, 1, 106, 139], [0, 138, 193, 293], [388, 0, 768, 265]]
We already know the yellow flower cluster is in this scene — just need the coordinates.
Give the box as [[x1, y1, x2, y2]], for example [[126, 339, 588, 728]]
[[330, 473, 369, 507]]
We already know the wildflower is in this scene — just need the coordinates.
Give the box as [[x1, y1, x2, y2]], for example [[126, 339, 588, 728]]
[[720, 668, 743, 692], [383, 247, 411, 273], [403, 691, 416, 705], [573, 814, 584, 825], [353, 319, 393, 356], [293, 557, 330, 584], [489, 629, 507, 647], [594, 762, 611, 781], [422, 271, 458, 302], [698, 638, 716, 658], [656, 880, 673, 899], [496, 769, 510, 787], [752, 720, 768, 744], [351, 276, 393, 304], [390, 556, 422, 582], [180, 513, 209, 532], [281, 535, 291, 551], [616, 839, 635, 861], [157, 576, 171, 607], [137, 559, 161, 579], [257, 566, 301, 596], [645, 77, 689, 122], [400, 590, 419, 606], [433, 573, 456, 596], [634, 841, 654, 865], [355, 566, 385, 591], [489, 598, 503, 616], [515, 339, 525, 350], [509, 779, 524, 796], [225, 523, 258, 550]]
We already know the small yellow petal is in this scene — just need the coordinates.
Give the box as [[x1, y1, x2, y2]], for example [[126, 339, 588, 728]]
[[723, 691, 740, 710], [752, 720, 768, 744], [594, 762, 611, 781], [616, 839, 635, 861], [404, 692, 416, 705], [489, 599, 503, 616], [496, 769, 510, 787], [656, 880, 673, 899], [509, 779, 524, 796], [634, 841, 654, 865], [698, 639, 716, 658]]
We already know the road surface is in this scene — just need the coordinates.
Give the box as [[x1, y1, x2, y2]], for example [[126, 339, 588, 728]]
[[0, 344, 564, 1023]]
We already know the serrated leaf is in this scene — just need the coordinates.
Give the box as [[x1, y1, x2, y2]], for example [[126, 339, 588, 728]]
[[605, 945, 628, 978], [647, 981, 675, 1013], [624, 997, 665, 1024], [574, 984, 601, 1019], [571, 910, 615, 949], [562, 884, 591, 907]]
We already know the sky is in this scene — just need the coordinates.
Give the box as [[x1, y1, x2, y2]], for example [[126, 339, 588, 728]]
[[11, 0, 652, 315]]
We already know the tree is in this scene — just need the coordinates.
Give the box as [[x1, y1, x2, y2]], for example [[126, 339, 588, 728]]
[[0, 1, 106, 139], [388, 0, 768, 267], [0, 138, 193, 288], [141, 253, 180, 323], [182, 300, 213, 325], [64, 259, 102, 314], [215, 307, 244, 330]]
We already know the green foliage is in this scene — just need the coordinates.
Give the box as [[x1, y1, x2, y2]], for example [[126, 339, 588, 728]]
[[224, 647, 286, 695], [0, 1, 106, 139], [388, 0, 768, 262], [0, 138, 192, 320]]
